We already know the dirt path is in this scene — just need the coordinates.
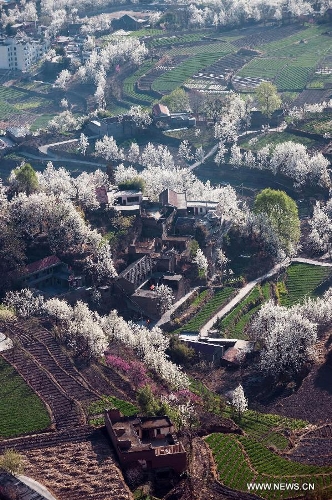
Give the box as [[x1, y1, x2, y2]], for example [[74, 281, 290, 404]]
[[199, 258, 291, 338], [199, 257, 332, 338]]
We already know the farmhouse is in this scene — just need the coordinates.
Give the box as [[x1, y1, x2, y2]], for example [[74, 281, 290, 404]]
[[112, 14, 148, 32], [21, 255, 83, 293], [105, 408, 187, 474]]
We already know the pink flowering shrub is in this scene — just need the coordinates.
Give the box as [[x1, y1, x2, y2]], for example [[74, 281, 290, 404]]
[[105, 354, 131, 372], [175, 389, 202, 404]]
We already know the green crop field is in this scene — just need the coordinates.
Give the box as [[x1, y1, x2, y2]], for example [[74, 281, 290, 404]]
[[218, 283, 270, 339], [174, 287, 234, 334], [234, 25, 332, 91], [122, 61, 156, 105], [0, 357, 50, 438], [206, 433, 332, 499], [88, 395, 138, 417], [239, 58, 288, 80], [278, 263, 332, 307], [152, 52, 231, 93], [215, 264, 331, 339], [240, 131, 317, 151]]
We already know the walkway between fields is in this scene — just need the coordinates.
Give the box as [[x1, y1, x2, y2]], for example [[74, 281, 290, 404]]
[[199, 256, 332, 338], [155, 287, 199, 328]]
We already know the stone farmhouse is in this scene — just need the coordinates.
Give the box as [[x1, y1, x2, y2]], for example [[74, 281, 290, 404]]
[[105, 408, 187, 474]]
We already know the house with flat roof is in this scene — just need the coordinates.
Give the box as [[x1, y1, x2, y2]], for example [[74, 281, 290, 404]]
[[105, 408, 187, 474]]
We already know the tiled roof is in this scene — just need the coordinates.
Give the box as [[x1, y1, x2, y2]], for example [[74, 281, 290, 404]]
[[25, 255, 61, 275]]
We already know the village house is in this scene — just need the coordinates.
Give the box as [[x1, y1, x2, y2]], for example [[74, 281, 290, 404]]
[[105, 408, 187, 474], [21, 255, 83, 294], [111, 14, 148, 32]]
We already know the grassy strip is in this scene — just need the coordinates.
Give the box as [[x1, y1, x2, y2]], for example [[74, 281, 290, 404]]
[[88, 395, 138, 418], [240, 131, 317, 151], [0, 356, 50, 438], [218, 285, 266, 339]]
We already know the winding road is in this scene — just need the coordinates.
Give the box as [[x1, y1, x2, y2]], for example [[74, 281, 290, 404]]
[[199, 257, 332, 338]]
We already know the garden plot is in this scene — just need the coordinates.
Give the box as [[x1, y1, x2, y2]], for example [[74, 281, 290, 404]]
[[192, 52, 253, 88], [0, 85, 58, 130], [233, 75, 268, 90], [138, 55, 188, 90], [231, 24, 304, 49], [238, 57, 287, 81], [152, 52, 227, 93]]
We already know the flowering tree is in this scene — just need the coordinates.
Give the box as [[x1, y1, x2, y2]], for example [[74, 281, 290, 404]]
[[95, 135, 122, 161], [231, 384, 248, 421], [5, 289, 44, 318], [178, 140, 193, 163], [128, 105, 152, 129], [250, 301, 317, 379], [193, 248, 208, 277], [85, 242, 117, 285], [78, 133, 89, 156], [155, 284, 174, 315], [54, 69, 71, 90]]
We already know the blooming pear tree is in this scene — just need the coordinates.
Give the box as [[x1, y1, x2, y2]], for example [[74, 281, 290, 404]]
[[155, 284, 174, 315], [193, 248, 208, 277], [231, 384, 248, 421], [250, 301, 317, 380]]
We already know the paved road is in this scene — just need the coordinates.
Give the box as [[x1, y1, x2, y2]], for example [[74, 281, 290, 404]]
[[199, 258, 291, 338], [21, 151, 106, 168], [189, 144, 218, 171], [199, 256, 332, 338]]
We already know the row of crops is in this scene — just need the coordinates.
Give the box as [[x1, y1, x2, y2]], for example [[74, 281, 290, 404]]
[[122, 61, 156, 105], [0, 357, 50, 438], [221, 263, 332, 338], [278, 262, 332, 307], [152, 52, 230, 93], [206, 433, 332, 499], [174, 287, 234, 334]]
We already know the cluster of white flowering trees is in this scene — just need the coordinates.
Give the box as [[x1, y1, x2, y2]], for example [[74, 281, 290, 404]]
[[5, 290, 189, 389], [308, 200, 332, 255], [114, 140, 246, 208], [75, 37, 147, 109], [5, 163, 116, 276], [36, 162, 109, 211], [186, 0, 318, 29], [250, 300, 318, 379], [217, 140, 330, 189]]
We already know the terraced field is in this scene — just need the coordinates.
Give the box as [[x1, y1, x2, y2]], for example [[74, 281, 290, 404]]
[[206, 433, 332, 499], [211, 263, 332, 340], [278, 262, 332, 306], [152, 52, 231, 93], [0, 86, 56, 128], [0, 356, 50, 438], [174, 287, 234, 334]]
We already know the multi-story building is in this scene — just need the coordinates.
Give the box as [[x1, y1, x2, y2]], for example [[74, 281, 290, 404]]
[[0, 35, 49, 71]]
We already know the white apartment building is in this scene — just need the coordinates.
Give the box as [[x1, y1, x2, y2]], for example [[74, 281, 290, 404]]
[[0, 36, 50, 71]]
